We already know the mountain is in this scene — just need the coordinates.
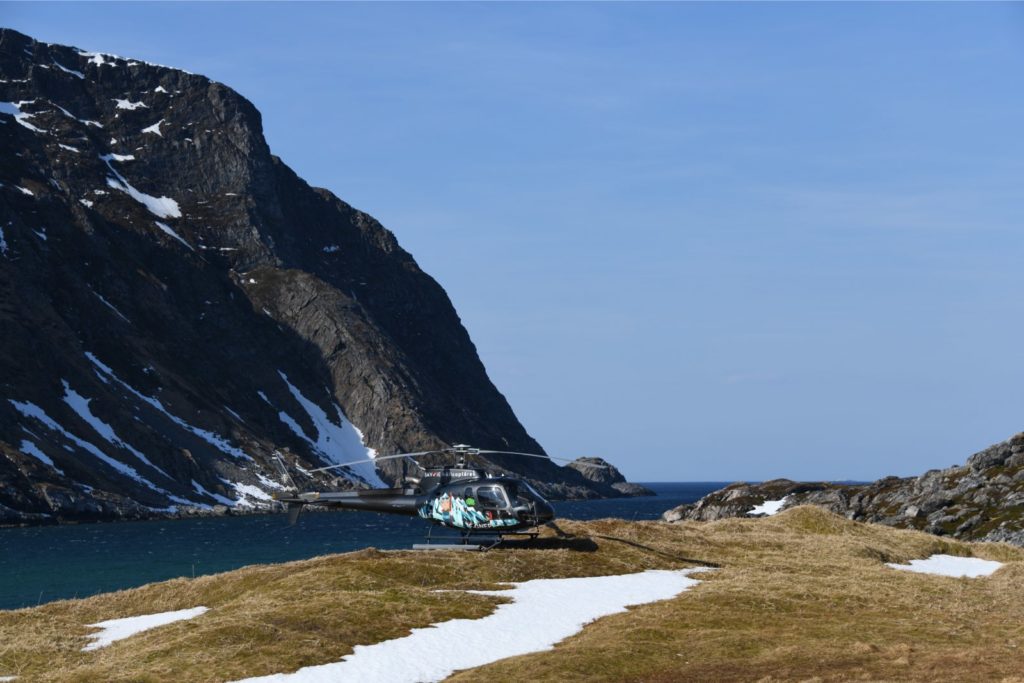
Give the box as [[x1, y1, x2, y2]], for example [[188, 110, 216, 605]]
[[0, 29, 642, 525], [662, 431, 1024, 546]]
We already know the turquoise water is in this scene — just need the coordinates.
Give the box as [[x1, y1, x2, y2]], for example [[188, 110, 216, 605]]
[[0, 482, 725, 610]]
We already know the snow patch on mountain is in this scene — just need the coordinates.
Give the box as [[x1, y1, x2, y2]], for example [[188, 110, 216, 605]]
[[52, 60, 84, 79], [0, 100, 44, 132], [113, 99, 147, 110], [62, 380, 172, 481], [229, 481, 273, 507], [18, 439, 63, 474], [89, 290, 131, 323], [100, 154, 181, 219], [77, 51, 117, 67], [277, 372, 384, 487], [11, 397, 157, 491], [52, 103, 102, 128], [154, 221, 193, 250], [191, 480, 234, 505], [750, 497, 789, 516], [85, 352, 253, 462]]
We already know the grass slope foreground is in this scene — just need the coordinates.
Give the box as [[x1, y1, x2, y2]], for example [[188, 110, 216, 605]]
[[1, 508, 1023, 682]]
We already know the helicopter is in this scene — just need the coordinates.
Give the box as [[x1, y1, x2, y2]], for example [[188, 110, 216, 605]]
[[272, 444, 592, 537]]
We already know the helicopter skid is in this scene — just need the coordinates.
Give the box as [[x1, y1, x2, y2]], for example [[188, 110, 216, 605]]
[[411, 542, 496, 552], [412, 528, 541, 552]]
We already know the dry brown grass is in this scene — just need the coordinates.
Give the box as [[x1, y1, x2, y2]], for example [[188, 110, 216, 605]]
[[1, 506, 1022, 682]]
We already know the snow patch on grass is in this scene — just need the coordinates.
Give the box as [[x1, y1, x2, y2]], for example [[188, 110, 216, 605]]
[[886, 554, 1003, 578], [232, 569, 708, 683], [83, 607, 208, 651]]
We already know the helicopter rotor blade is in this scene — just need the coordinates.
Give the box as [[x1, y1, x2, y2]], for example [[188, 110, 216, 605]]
[[475, 450, 613, 469], [305, 450, 438, 475], [304, 447, 612, 476]]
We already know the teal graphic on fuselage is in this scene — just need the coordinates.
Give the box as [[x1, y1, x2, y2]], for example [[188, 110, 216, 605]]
[[419, 492, 519, 529]]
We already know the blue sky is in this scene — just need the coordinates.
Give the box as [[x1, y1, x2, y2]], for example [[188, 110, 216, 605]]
[[5, 3, 1024, 481]]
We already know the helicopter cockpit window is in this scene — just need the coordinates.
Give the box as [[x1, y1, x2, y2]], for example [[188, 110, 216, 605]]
[[517, 482, 544, 503], [475, 486, 508, 510]]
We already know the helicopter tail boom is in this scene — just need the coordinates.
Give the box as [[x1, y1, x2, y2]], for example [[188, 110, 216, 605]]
[[274, 488, 423, 521]]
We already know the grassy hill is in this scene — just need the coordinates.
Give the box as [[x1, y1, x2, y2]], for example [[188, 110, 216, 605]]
[[1, 508, 1022, 682]]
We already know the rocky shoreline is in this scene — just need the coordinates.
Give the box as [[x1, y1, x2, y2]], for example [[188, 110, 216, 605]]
[[0, 455, 653, 528], [663, 432, 1024, 547]]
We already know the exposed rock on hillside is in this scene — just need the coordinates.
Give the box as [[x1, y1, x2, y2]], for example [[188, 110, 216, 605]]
[[0, 29, 630, 524], [662, 432, 1024, 546]]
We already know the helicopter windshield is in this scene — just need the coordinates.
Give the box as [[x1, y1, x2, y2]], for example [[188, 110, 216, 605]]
[[507, 481, 545, 505], [521, 482, 544, 500]]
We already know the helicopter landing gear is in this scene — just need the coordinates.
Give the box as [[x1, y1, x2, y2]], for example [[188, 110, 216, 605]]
[[411, 525, 540, 551]]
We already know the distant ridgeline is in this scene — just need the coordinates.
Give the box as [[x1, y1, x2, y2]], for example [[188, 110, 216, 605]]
[[0, 29, 642, 525], [664, 432, 1024, 547]]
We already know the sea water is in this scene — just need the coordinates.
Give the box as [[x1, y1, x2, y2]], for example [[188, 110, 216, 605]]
[[0, 482, 725, 610]]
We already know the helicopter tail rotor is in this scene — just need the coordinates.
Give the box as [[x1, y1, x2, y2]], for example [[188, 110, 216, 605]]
[[272, 451, 299, 492], [286, 501, 304, 526]]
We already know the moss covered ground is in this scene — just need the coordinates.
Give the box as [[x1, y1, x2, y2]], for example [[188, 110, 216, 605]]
[[1, 507, 1022, 682]]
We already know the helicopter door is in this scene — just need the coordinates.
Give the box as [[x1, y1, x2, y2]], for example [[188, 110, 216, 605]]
[[475, 485, 509, 511]]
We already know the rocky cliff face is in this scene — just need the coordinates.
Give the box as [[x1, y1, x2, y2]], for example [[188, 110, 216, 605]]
[[663, 432, 1024, 546], [0, 29, 630, 524]]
